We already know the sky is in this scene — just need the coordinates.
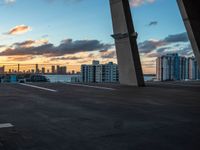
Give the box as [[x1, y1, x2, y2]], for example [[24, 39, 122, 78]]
[[0, 0, 193, 73]]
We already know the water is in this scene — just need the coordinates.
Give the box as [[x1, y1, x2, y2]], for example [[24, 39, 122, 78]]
[[45, 75, 81, 83], [144, 75, 156, 81], [45, 75, 156, 83]]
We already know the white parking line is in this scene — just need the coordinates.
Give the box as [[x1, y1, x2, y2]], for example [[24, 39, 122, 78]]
[[19, 83, 57, 92], [64, 83, 115, 91], [0, 123, 14, 129]]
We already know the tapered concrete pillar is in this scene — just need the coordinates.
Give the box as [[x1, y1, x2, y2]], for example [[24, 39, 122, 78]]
[[109, 0, 145, 86], [177, 0, 200, 70]]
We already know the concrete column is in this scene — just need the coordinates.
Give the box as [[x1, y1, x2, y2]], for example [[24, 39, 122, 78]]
[[177, 0, 200, 70], [109, 0, 145, 86]]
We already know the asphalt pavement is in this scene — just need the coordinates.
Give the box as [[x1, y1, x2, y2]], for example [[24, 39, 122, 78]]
[[0, 82, 200, 150]]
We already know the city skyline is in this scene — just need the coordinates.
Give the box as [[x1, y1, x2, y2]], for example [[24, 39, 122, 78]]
[[0, 0, 194, 74], [0, 63, 76, 74]]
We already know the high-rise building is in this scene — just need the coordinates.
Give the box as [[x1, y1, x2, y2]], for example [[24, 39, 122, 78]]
[[0, 66, 5, 74], [180, 57, 188, 80], [81, 63, 96, 83], [36, 64, 39, 73], [51, 66, 56, 74], [95, 62, 119, 83], [185, 58, 189, 79], [42, 67, 45, 74], [156, 54, 200, 81], [188, 57, 200, 80], [56, 65, 60, 74], [60, 66, 67, 74], [18, 64, 20, 73], [56, 66, 67, 74], [81, 61, 119, 83]]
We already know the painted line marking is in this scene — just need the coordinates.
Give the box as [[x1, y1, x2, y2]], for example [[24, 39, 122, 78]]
[[64, 83, 115, 91], [0, 123, 14, 129], [19, 83, 57, 92]]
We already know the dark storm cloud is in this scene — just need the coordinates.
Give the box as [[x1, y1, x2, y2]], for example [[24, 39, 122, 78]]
[[0, 39, 112, 56]]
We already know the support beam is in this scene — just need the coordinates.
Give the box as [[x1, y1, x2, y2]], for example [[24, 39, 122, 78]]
[[177, 0, 200, 70], [109, 0, 145, 86]]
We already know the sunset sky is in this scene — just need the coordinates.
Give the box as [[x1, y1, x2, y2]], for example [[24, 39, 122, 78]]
[[0, 0, 193, 73]]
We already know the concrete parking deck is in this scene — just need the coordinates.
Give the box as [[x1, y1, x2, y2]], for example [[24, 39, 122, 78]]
[[0, 82, 200, 150]]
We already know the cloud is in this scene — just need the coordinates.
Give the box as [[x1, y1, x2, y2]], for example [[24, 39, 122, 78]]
[[138, 40, 165, 54], [12, 39, 48, 48], [4, 0, 16, 4], [0, 39, 113, 56], [164, 32, 189, 43], [129, 0, 156, 7], [138, 32, 189, 54], [100, 50, 116, 59], [148, 21, 158, 26], [156, 47, 171, 53], [7, 56, 35, 61], [1, 0, 81, 5], [43, 0, 83, 4], [0, 0, 15, 5], [6, 25, 31, 35], [50, 56, 83, 61], [147, 43, 192, 58]]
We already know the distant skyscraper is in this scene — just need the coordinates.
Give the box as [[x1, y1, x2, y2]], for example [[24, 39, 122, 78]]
[[56, 66, 67, 74], [156, 54, 180, 81], [60, 66, 67, 74], [56, 65, 60, 74], [51, 66, 55, 74], [18, 64, 20, 73], [36, 64, 39, 73], [0, 66, 5, 74], [156, 53, 200, 81], [42, 67, 45, 74]]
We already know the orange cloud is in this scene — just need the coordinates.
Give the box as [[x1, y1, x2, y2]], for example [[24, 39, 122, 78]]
[[7, 56, 35, 61], [6, 25, 31, 35]]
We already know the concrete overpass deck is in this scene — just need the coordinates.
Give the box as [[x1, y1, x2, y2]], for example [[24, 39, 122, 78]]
[[0, 82, 200, 150]]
